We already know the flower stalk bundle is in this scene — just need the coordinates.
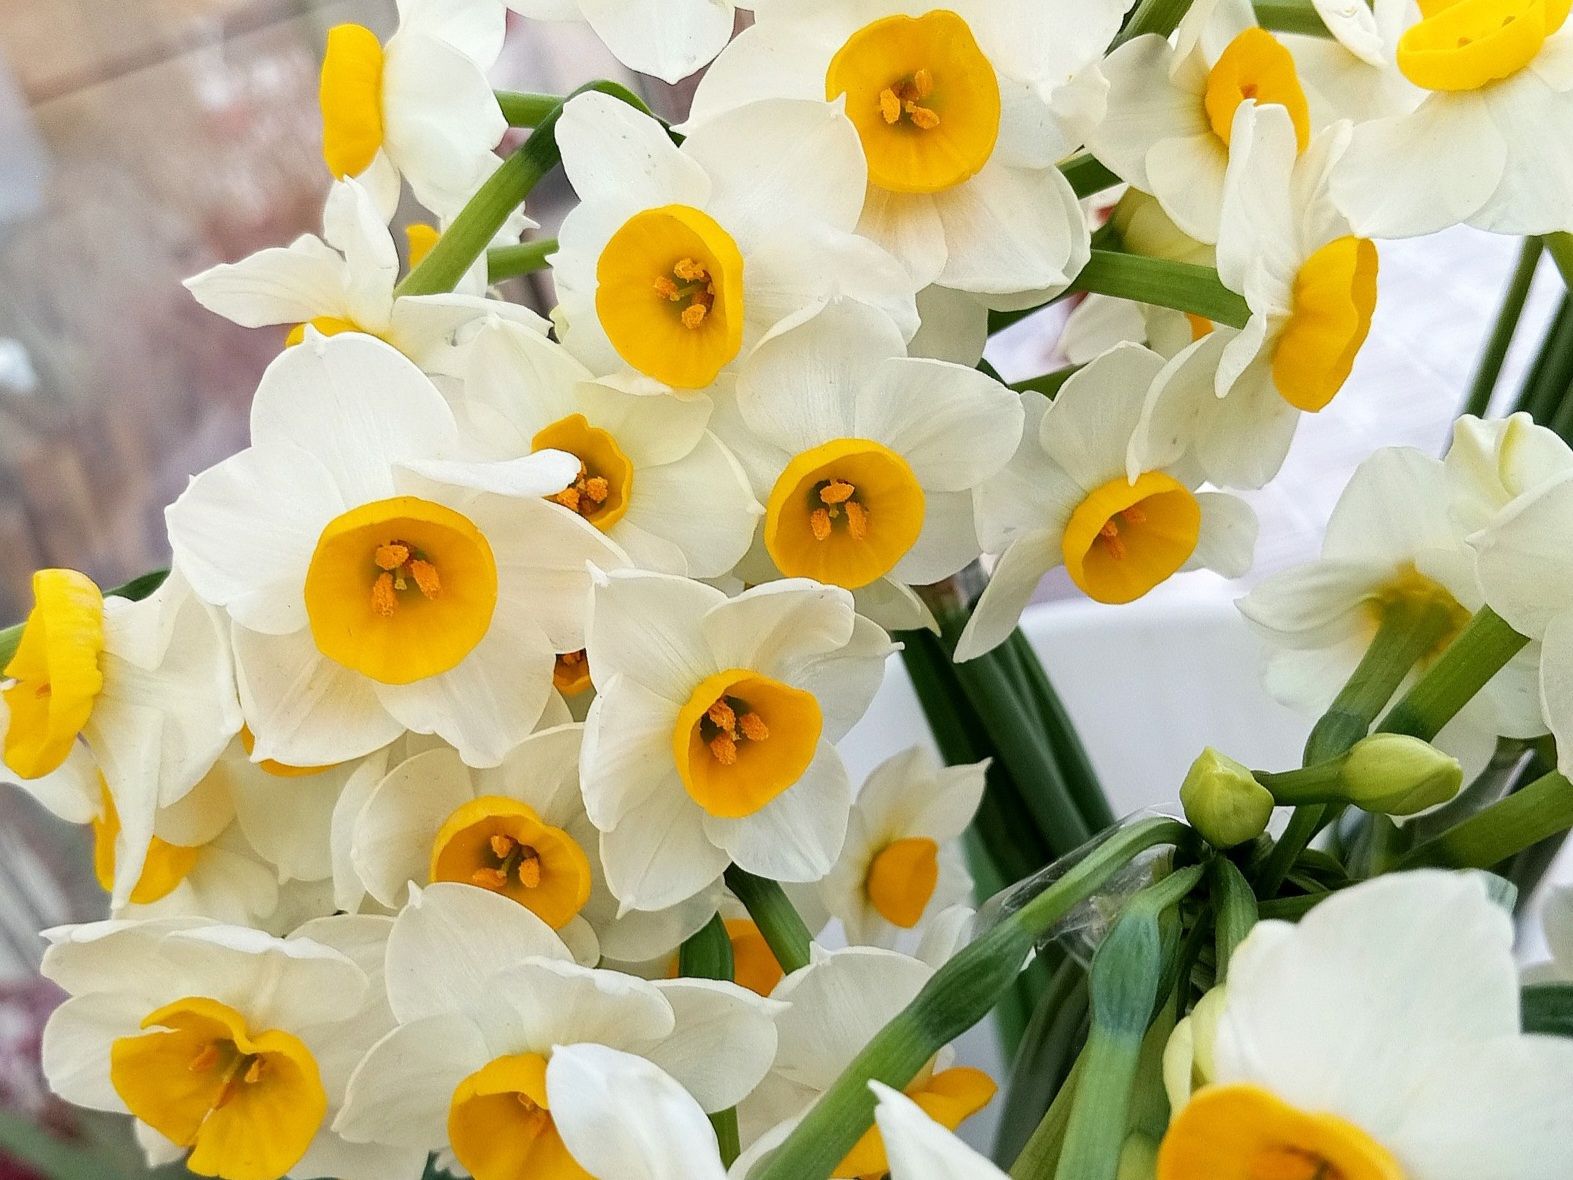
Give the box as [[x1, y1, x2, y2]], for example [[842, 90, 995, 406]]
[[5, 0, 1573, 1178]]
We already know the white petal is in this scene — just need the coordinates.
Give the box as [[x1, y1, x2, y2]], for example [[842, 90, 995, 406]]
[[335, 1015, 487, 1149], [353, 746, 475, 907], [791, 613, 896, 742], [42, 993, 144, 1111], [909, 285, 988, 366], [746, 225, 922, 344], [558, 90, 712, 212], [1188, 491, 1257, 577], [703, 740, 850, 882], [954, 531, 1059, 662], [860, 358, 1022, 492], [479, 957, 673, 1052], [858, 187, 948, 290], [873, 1082, 1007, 1180], [771, 947, 931, 1089], [619, 432, 762, 579], [395, 0, 506, 66], [321, 180, 399, 329], [1540, 614, 1573, 779], [643, 978, 781, 1111], [1144, 130, 1230, 244], [184, 235, 347, 328], [577, 0, 736, 85], [1088, 36, 1207, 190], [548, 1043, 727, 1180], [598, 781, 729, 913], [1041, 343, 1166, 490], [700, 579, 857, 680], [931, 161, 1089, 297], [580, 675, 687, 831], [1472, 472, 1573, 638], [586, 569, 723, 702]]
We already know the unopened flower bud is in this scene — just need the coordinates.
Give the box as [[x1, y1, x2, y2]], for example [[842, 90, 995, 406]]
[[1163, 985, 1226, 1112], [1180, 749, 1274, 848], [1337, 733, 1463, 817], [1109, 189, 1212, 265]]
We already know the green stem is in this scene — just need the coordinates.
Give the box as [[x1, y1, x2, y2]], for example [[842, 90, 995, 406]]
[[1252, 0, 1333, 35], [1059, 154, 1121, 200], [1514, 294, 1573, 423], [396, 82, 646, 299], [1209, 858, 1256, 983], [1003, 630, 1115, 833], [993, 956, 1089, 1165], [1070, 252, 1250, 329], [1464, 238, 1544, 418], [1546, 232, 1573, 288], [1009, 1052, 1086, 1179], [750, 819, 1193, 1180], [495, 90, 566, 127], [1114, 0, 1198, 47], [487, 238, 557, 283], [1011, 366, 1083, 399], [679, 916, 742, 1166], [1051, 866, 1204, 1180], [723, 866, 812, 976], [1256, 599, 1457, 895], [1397, 770, 1573, 870], [1379, 606, 1529, 742]]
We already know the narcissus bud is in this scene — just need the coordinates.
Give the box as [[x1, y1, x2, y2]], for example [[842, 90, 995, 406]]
[[1180, 749, 1275, 848], [1260, 734, 1463, 818]]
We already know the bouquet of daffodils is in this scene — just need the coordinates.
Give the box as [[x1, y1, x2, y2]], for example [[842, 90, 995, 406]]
[[7, 0, 1573, 1176]]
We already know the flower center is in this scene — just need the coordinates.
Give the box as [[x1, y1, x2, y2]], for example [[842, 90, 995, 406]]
[[284, 316, 369, 350], [1398, 0, 1569, 91], [865, 836, 941, 928], [319, 23, 385, 179], [596, 204, 746, 390], [1368, 565, 1473, 660], [764, 439, 926, 590], [532, 414, 635, 529], [2, 568, 105, 781], [429, 796, 593, 930], [836, 1067, 997, 1179], [111, 997, 326, 1180], [1157, 1083, 1405, 1180], [673, 669, 823, 818], [93, 783, 201, 906], [1273, 236, 1380, 413], [305, 496, 498, 686], [553, 650, 593, 697], [826, 10, 1002, 194], [449, 1053, 590, 1180], [1204, 28, 1311, 151], [1062, 473, 1202, 605]]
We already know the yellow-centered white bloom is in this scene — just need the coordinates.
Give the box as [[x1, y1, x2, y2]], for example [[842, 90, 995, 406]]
[[1469, 419, 1573, 778], [711, 299, 1023, 630], [818, 746, 985, 949], [685, 0, 1108, 307], [958, 343, 1258, 662], [41, 916, 419, 1180], [184, 180, 535, 367], [1245, 423, 1559, 779], [1089, 0, 1318, 243], [741, 947, 996, 1178], [0, 570, 240, 908], [332, 884, 778, 1179], [580, 569, 894, 912], [1331, 0, 1573, 237], [348, 724, 719, 966], [166, 332, 623, 770], [317, 0, 507, 217], [1134, 103, 1379, 490], [1157, 871, 1573, 1179], [552, 91, 919, 396], [502, 0, 749, 85], [452, 315, 762, 577]]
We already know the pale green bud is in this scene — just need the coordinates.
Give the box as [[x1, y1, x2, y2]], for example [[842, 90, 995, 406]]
[[1117, 1133, 1159, 1180], [1109, 189, 1213, 265], [1180, 748, 1274, 848], [1162, 986, 1226, 1112], [1338, 733, 1463, 816]]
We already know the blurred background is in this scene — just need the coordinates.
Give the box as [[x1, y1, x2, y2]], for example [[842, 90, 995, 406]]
[[0, 1, 1566, 1174]]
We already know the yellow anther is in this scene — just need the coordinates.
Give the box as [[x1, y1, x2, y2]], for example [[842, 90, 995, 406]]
[[707, 699, 739, 732], [912, 68, 934, 99], [653, 276, 681, 300], [674, 257, 709, 283], [709, 731, 739, 766], [1100, 520, 1120, 539], [370, 572, 398, 618], [739, 712, 769, 742], [905, 103, 941, 129], [408, 558, 441, 599], [1122, 505, 1147, 526], [810, 507, 834, 541], [243, 1058, 265, 1085], [490, 834, 518, 860], [189, 1044, 221, 1074], [845, 500, 869, 540], [471, 866, 510, 890], [582, 476, 610, 504], [517, 848, 542, 889], [820, 480, 856, 505], [682, 303, 709, 329], [880, 87, 903, 124], [551, 486, 583, 512], [374, 543, 410, 571]]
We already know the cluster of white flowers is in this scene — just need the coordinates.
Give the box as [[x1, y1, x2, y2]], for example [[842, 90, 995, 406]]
[[5, 0, 1573, 1176]]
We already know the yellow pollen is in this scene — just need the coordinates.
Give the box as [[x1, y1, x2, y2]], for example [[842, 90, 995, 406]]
[[554, 649, 593, 696], [673, 257, 708, 282], [681, 303, 709, 329], [739, 712, 770, 742], [880, 88, 903, 124], [811, 508, 834, 541], [431, 796, 592, 928], [409, 558, 441, 598], [490, 834, 517, 860], [709, 731, 740, 766], [906, 102, 941, 129], [675, 669, 823, 818], [243, 1057, 265, 1085], [370, 573, 398, 618], [820, 480, 856, 505], [517, 848, 542, 889], [653, 275, 681, 300], [707, 699, 738, 731], [912, 68, 934, 98], [844, 500, 869, 541], [375, 543, 410, 571]]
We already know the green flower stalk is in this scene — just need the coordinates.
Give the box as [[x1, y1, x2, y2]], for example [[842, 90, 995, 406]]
[[723, 865, 812, 976], [1258, 734, 1464, 818]]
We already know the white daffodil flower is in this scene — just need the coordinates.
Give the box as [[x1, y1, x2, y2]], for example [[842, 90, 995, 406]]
[[41, 916, 420, 1180], [741, 946, 996, 1174], [317, 0, 507, 216], [1242, 432, 1554, 781], [348, 724, 719, 966], [453, 315, 762, 578], [685, 0, 1108, 318], [958, 343, 1258, 662], [579, 569, 894, 912], [185, 179, 537, 371], [166, 332, 624, 770], [711, 299, 1023, 631], [503, 0, 749, 85], [1089, 0, 1319, 243], [551, 91, 918, 397], [1331, 0, 1573, 238], [1134, 103, 1379, 491], [333, 884, 778, 1178], [1, 570, 240, 908], [1470, 425, 1573, 779], [818, 746, 985, 949], [1157, 871, 1573, 1178]]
